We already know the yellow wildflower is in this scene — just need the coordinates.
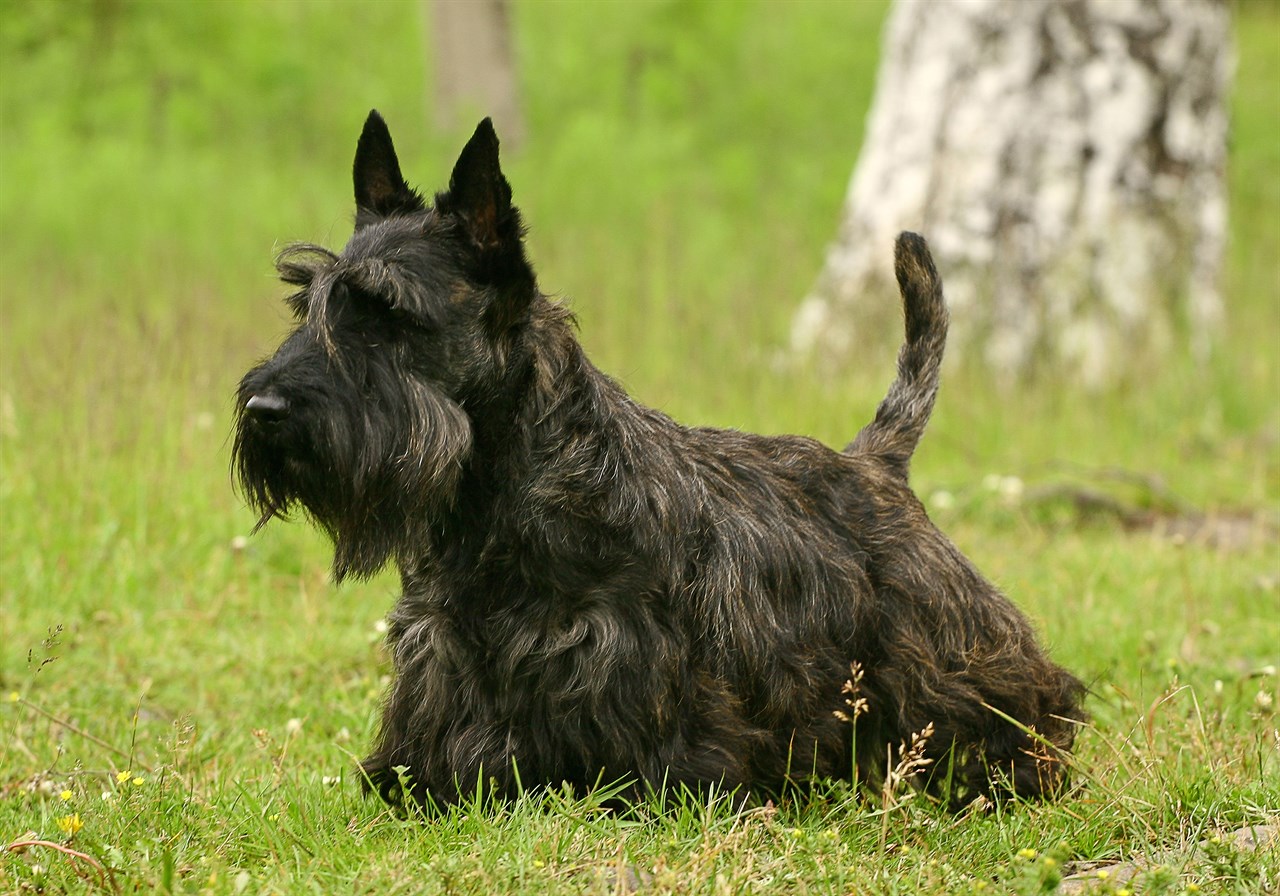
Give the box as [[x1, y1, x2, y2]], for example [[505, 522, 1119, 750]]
[[57, 813, 84, 835], [59, 789, 73, 801], [116, 770, 132, 784]]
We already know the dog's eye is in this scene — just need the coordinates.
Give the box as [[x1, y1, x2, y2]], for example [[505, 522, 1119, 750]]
[[356, 286, 396, 314], [355, 287, 426, 331]]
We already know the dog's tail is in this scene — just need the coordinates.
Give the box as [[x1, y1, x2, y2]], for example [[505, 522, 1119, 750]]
[[846, 232, 948, 477]]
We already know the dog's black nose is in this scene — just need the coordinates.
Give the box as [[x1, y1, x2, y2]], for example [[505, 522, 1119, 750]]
[[245, 391, 289, 422]]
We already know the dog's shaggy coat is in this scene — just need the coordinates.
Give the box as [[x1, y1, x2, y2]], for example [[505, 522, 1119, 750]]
[[234, 112, 1085, 807]]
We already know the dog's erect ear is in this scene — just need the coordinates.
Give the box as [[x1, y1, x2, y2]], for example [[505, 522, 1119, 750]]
[[353, 110, 425, 227], [436, 118, 516, 251]]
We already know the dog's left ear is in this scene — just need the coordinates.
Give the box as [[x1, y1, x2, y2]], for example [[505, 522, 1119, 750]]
[[353, 110, 426, 228], [437, 118, 517, 252]]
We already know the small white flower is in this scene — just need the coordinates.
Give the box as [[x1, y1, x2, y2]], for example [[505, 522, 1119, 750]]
[[285, 718, 304, 736], [230, 536, 249, 552], [997, 476, 1024, 501], [930, 490, 956, 511]]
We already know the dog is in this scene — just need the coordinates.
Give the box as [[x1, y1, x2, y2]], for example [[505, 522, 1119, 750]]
[[233, 111, 1085, 808]]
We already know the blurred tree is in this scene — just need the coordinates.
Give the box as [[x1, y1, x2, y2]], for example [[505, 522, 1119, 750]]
[[428, 0, 524, 147], [792, 0, 1232, 387]]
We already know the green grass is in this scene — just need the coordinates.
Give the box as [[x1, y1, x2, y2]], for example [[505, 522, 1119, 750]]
[[1, 1, 1277, 893]]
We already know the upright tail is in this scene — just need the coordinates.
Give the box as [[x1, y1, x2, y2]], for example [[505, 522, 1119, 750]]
[[847, 232, 948, 477]]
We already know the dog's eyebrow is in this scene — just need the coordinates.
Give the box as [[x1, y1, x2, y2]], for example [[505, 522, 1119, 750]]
[[334, 255, 451, 330], [274, 244, 338, 320], [273, 245, 431, 333], [342, 257, 402, 304], [276, 243, 338, 286]]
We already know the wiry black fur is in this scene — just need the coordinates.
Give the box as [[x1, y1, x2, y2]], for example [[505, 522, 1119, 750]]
[[233, 111, 1085, 809]]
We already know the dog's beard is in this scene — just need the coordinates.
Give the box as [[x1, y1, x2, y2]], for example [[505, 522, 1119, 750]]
[[233, 382, 474, 581]]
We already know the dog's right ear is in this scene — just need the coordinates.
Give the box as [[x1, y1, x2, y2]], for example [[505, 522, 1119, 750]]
[[353, 110, 425, 228]]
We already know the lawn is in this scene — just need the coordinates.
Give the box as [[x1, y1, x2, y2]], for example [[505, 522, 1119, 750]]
[[1, 1, 1276, 893]]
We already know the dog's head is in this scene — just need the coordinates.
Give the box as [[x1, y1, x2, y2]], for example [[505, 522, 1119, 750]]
[[232, 112, 537, 579]]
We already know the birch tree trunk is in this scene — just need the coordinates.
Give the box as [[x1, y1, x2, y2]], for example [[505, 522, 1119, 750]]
[[792, 0, 1232, 387]]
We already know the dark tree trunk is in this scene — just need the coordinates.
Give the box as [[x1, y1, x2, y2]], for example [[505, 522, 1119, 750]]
[[427, 0, 525, 148]]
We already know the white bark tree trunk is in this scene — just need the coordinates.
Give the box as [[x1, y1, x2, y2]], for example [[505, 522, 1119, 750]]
[[793, 0, 1232, 387]]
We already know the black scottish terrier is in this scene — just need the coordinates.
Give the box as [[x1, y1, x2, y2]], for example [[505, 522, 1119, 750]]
[[233, 112, 1084, 808]]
